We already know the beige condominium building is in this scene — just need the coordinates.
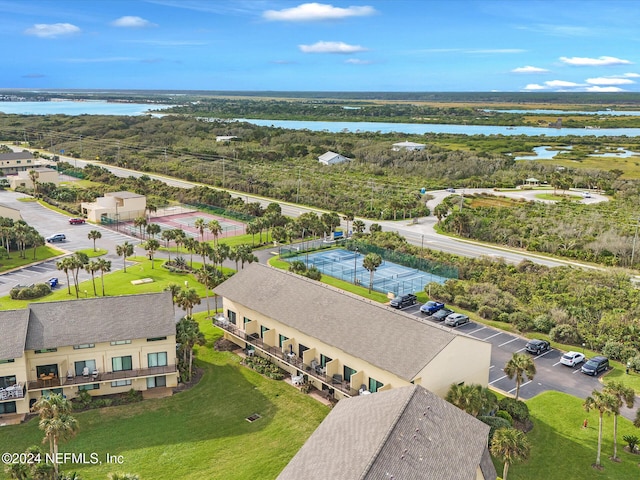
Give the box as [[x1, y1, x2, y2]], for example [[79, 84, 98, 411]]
[[278, 384, 497, 480], [214, 264, 491, 401], [0, 292, 177, 423], [81, 191, 146, 223]]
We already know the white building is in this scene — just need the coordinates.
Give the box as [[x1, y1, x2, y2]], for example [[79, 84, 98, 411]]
[[318, 151, 351, 166]]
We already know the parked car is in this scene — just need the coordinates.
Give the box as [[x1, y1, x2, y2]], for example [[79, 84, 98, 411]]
[[560, 351, 585, 367], [389, 293, 417, 309], [581, 356, 609, 376], [525, 339, 550, 355], [69, 217, 85, 224], [431, 308, 453, 321], [446, 187, 456, 193], [444, 313, 469, 327], [420, 301, 445, 315], [46, 233, 66, 243]]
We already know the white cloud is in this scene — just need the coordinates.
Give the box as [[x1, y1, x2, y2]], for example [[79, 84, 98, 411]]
[[522, 83, 546, 90], [345, 58, 372, 65], [62, 57, 137, 63], [24, 23, 80, 38], [299, 41, 367, 54], [511, 65, 549, 74], [111, 16, 157, 28], [586, 77, 634, 85], [559, 56, 632, 66], [264, 3, 376, 22], [618, 72, 640, 78], [585, 86, 626, 92], [544, 80, 583, 87]]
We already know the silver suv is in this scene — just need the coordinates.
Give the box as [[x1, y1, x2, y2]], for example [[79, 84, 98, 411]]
[[46, 233, 66, 243]]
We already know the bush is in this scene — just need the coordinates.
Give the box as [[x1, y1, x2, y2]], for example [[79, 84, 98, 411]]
[[478, 305, 499, 320], [603, 341, 626, 361], [509, 311, 533, 332], [495, 410, 514, 425], [533, 315, 555, 334], [478, 416, 512, 443], [9, 283, 51, 300], [454, 295, 477, 310], [628, 355, 640, 372], [623, 434, 639, 452], [498, 397, 530, 423], [549, 324, 581, 345]]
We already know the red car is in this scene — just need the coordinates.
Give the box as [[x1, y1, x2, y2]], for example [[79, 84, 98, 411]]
[[69, 218, 86, 225]]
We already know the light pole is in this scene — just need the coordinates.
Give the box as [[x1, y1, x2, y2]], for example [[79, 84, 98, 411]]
[[582, 343, 586, 355], [353, 247, 359, 284]]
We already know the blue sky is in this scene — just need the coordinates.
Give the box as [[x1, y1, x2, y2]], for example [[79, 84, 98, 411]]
[[2, 0, 640, 92]]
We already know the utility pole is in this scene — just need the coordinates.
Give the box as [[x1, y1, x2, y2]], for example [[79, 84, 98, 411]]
[[222, 157, 225, 189], [370, 179, 375, 211], [296, 167, 301, 203], [79, 135, 83, 157], [117, 141, 120, 164], [631, 216, 640, 266]]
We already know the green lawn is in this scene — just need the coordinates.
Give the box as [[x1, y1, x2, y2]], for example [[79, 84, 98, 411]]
[[0, 246, 62, 274], [503, 391, 640, 480], [0, 317, 329, 480]]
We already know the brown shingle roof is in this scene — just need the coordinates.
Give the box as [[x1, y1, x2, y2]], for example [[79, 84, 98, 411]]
[[24, 292, 174, 350], [214, 264, 460, 380], [277, 385, 496, 480]]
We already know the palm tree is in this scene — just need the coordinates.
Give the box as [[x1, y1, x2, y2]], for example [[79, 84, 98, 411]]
[[96, 258, 111, 296], [246, 221, 260, 246], [352, 219, 366, 234], [490, 427, 531, 480], [32, 393, 78, 480], [142, 239, 160, 268], [146, 222, 161, 239], [343, 212, 354, 237], [208, 220, 222, 245], [176, 316, 205, 381], [115, 241, 134, 273], [161, 229, 176, 261], [362, 253, 382, 293], [28, 169, 39, 198], [603, 381, 635, 460], [31, 234, 45, 260], [133, 216, 147, 239], [165, 283, 182, 315], [584, 389, 618, 467], [177, 288, 201, 317], [85, 260, 100, 296], [69, 252, 89, 298], [172, 229, 186, 254], [56, 257, 74, 295], [184, 237, 198, 268], [195, 265, 222, 316], [445, 383, 484, 417], [87, 230, 102, 252], [194, 217, 206, 241], [504, 353, 536, 400]]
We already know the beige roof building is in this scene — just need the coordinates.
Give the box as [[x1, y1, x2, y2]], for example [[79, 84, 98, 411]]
[[81, 190, 146, 223], [8, 167, 60, 190], [0, 151, 45, 175], [214, 264, 491, 400], [0, 292, 177, 423], [278, 384, 497, 480]]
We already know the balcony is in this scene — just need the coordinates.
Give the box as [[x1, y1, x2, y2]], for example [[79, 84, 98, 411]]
[[214, 320, 357, 397], [27, 365, 177, 391], [0, 383, 25, 401]]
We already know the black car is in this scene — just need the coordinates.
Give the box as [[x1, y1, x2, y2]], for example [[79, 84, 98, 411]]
[[525, 339, 550, 355], [431, 308, 453, 321], [389, 293, 417, 309], [581, 356, 609, 376]]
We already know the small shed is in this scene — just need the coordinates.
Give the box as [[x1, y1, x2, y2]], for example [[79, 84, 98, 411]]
[[318, 151, 351, 166], [524, 177, 540, 186]]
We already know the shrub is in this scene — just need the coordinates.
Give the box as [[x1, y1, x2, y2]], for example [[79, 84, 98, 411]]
[[509, 311, 533, 332], [478, 416, 512, 443], [498, 397, 530, 423], [549, 324, 581, 345], [497, 312, 510, 323], [623, 434, 639, 452], [603, 341, 626, 361], [533, 315, 555, 334], [478, 305, 499, 320], [495, 410, 514, 425], [628, 355, 640, 372], [453, 295, 477, 310]]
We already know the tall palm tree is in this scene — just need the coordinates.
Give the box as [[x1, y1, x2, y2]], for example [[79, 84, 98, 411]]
[[504, 353, 536, 400], [28, 169, 39, 198], [362, 253, 382, 293], [85, 260, 100, 296], [161, 229, 176, 261], [133, 216, 147, 239], [445, 383, 483, 417], [69, 252, 89, 298], [343, 212, 354, 237], [165, 283, 182, 315], [603, 381, 635, 460], [96, 258, 111, 296], [87, 229, 102, 252], [172, 229, 186, 254], [490, 427, 531, 480], [195, 265, 222, 316], [142, 239, 160, 268], [176, 316, 205, 381], [146, 222, 161, 239], [194, 217, 206, 241], [184, 237, 198, 268], [115, 241, 134, 273], [56, 257, 74, 295], [584, 389, 618, 467], [208, 220, 222, 245], [31, 234, 45, 260], [32, 393, 78, 480], [177, 288, 201, 317]]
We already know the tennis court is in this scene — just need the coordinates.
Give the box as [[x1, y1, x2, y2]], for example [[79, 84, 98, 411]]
[[116, 208, 245, 242], [284, 248, 448, 297]]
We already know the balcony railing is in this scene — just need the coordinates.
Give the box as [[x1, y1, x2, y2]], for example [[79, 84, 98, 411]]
[[0, 383, 25, 401], [214, 320, 357, 397], [27, 365, 177, 391]]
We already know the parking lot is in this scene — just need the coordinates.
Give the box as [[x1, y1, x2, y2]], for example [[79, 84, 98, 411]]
[[397, 302, 607, 402]]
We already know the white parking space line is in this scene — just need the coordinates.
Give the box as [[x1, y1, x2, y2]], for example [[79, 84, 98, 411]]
[[489, 375, 507, 385], [499, 337, 518, 347], [489, 365, 495, 369], [535, 350, 553, 359], [509, 380, 532, 394], [516, 347, 527, 352], [484, 332, 503, 340], [573, 369, 582, 375], [553, 361, 563, 366], [467, 326, 487, 335]]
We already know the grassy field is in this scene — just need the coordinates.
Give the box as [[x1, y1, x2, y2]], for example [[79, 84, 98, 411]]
[[505, 391, 640, 480], [0, 316, 330, 480]]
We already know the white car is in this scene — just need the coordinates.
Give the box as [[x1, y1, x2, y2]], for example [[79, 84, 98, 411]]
[[560, 351, 585, 367]]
